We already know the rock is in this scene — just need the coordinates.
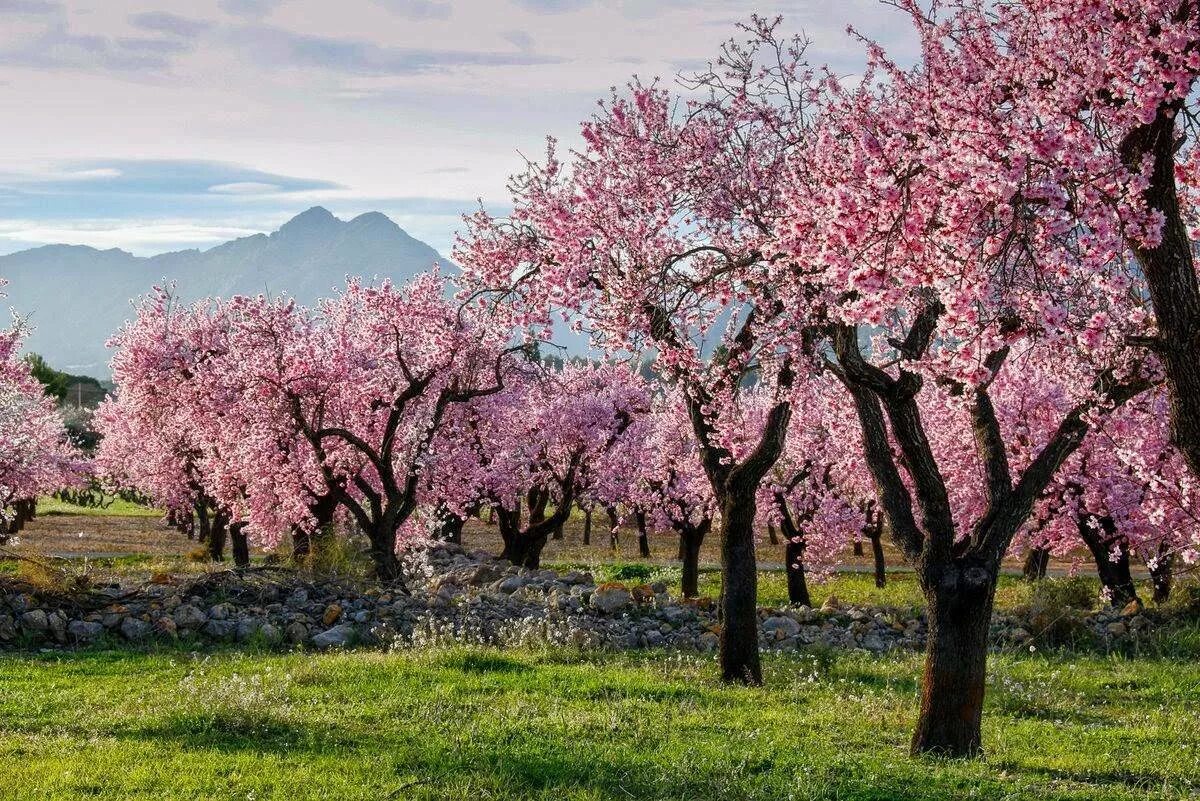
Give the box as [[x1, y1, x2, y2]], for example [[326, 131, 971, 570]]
[[322, 603, 343, 626], [208, 603, 235, 620], [1105, 621, 1128, 637], [285, 621, 309, 644], [497, 576, 526, 594], [859, 634, 888, 652], [67, 620, 104, 642], [258, 623, 283, 644], [204, 619, 238, 639], [1009, 627, 1031, 643], [19, 609, 49, 631], [0, 614, 15, 641], [762, 615, 802, 640], [1120, 599, 1144, 617], [697, 631, 719, 651], [463, 563, 505, 586], [821, 596, 841, 612], [649, 581, 668, 595], [155, 617, 178, 638], [312, 624, 356, 649], [286, 589, 309, 609], [173, 605, 207, 628], [590, 586, 633, 614], [148, 572, 173, 585], [120, 617, 152, 641]]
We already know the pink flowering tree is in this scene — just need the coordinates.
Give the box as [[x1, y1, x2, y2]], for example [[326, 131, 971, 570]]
[[1029, 386, 1199, 606], [0, 280, 86, 543], [456, 19, 820, 683], [198, 273, 515, 582], [772, 7, 1161, 753], [423, 361, 649, 568]]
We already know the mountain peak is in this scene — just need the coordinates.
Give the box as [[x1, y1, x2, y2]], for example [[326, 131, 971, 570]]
[[278, 206, 339, 236]]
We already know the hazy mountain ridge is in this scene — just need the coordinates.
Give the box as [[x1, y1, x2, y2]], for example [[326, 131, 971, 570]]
[[0, 207, 452, 376]]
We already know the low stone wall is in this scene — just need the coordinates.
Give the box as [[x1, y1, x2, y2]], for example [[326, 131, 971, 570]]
[[0, 543, 1178, 655]]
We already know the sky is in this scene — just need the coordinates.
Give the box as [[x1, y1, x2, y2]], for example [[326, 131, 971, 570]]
[[0, 0, 918, 257]]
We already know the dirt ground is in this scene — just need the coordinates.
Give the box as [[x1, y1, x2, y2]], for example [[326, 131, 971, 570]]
[[11, 509, 1100, 576]]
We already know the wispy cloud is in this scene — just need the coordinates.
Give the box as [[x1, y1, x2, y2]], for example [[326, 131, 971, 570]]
[[128, 11, 214, 39], [374, 0, 453, 20], [0, 23, 187, 74], [225, 24, 564, 76], [0, 0, 61, 14], [218, 0, 283, 19]]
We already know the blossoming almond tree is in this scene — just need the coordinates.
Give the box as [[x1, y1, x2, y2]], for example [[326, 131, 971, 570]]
[[456, 18, 820, 684], [773, 6, 1159, 754]]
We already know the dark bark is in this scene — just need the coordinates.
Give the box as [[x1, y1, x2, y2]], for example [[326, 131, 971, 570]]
[[1022, 547, 1050, 581], [496, 459, 582, 569], [230, 522, 250, 568], [1077, 514, 1140, 608], [910, 561, 995, 758], [767, 523, 779, 546], [433, 504, 465, 545], [1122, 100, 1200, 482], [206, 516, 227, 563], [869, 531, 887, 589], [718, 492, 762, 684], [853, 540, 865, 557], [1149, 543, 1174, 604], [606, 506, 620, 550], [775, 496, 811, 606], [828, 315, 1149, 758], [364, 527, 403, 582], [635, 510, 651, 558], [678, 520, 709, 599], [582, 505, 592, 546]]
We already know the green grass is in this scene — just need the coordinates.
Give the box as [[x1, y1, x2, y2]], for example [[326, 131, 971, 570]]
[[35, 495, 161, 518], [0, 646, 1195, 800]]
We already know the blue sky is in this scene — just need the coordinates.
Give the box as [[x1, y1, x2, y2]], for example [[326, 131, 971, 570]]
[[0, 0, 916, 256]]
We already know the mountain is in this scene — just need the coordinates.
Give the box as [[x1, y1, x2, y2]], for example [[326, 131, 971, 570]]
[[0, 208, 452, 376]]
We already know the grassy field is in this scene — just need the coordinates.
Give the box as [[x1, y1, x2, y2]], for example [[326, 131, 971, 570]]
[[0, 646, 1196, 800], [35, 495, 163, 518]]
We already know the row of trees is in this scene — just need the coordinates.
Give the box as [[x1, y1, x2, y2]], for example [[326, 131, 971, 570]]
[[453, 0, 1200, 757], [7, 0, 1199, 762]]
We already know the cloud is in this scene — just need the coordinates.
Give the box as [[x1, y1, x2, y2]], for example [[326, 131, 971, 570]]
[[226, 24, 565, 76], [0, 159, 341, 197], [208, 181, 283, 194], [128, 12, 213, 39], [0, 23, 186, 74], [374, 0, 453, 20], [0, 0, 60, 13], [501, 30, 534, 53], [218, 0, 283, 19], [510, 0, 592, 14]]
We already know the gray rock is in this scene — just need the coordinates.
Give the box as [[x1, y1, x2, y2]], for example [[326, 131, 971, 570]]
[[120, 617, 152, 641], [312, 624, 356, 649], [697, 631, 719, 651], [19, 609, 49, 631], [67, 620, 104, 642], [285, 621, 309, 644], [762, 615, 802, 639], [590, 586, 633, 614], [497, 576, 526, 594], [204, 619, 238, 639], [173, 605, 208, 628], [859, 634, 888, 652], [0, 614, 15, 640], [208, 603, 235, 620]]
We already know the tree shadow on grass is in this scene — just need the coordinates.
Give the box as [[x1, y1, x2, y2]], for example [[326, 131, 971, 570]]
[[117, 712, 358, 755]]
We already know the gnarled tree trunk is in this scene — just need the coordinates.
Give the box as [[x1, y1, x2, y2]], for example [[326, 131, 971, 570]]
[[1077, 514, 1139, 608], [911, 560, 996, 758], [635, 510, 651, 558], [718, 491, 761, 683], [678, 520, 709, 599], [1149, 543, 1174, 604], [1022, 547, 1050, 581], [230, 522, 250, 568]]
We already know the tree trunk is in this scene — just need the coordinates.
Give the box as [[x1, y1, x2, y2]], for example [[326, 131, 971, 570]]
[[869, 531, 887, 589], [1149, 544, 1174, 605], [853, 539, 865, 557], [496, 505, 521, 563], [207, 519, 227, 562], [635, 510, 651, 558], [365, 528, 403, 582], [433, 505, 465, 545], [911, 562, 996, 758], [582, 506, 592, 546], [1077, 515, 1139, 608], [292, 528, 311, 562], [1123, 105, 1200, 483], [785, 535, 811, 606], [230, 523, 250, 568], [1022, 547, 1050, 581], [679, 524, 706, 599], [718, 492, 761, 684], [606, 506, 620, 550], [767, 523, 779, 546]]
